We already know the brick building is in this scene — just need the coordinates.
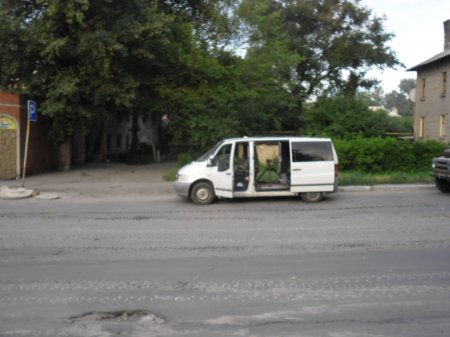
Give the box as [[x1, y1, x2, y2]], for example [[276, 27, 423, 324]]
[[409, 20, 450, 142], [0, 92, 58, 180]]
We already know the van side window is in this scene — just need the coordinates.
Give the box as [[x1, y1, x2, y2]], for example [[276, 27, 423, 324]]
[[292, 142, 332, 162], [215, 144, 232, 171]]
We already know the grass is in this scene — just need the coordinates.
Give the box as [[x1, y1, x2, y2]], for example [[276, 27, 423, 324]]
[[163, 167, 178, 182], [338, 171, 433, 186], [164, 168, 434, 185]]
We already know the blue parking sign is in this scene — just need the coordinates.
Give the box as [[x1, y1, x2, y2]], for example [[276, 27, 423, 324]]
[[28, 100, 37, 122]]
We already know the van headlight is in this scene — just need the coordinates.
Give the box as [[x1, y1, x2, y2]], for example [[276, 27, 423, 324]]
[[176, 174, 188, 182]]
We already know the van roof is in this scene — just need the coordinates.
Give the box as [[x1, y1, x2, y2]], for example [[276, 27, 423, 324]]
[[222, 136, 332, 142]]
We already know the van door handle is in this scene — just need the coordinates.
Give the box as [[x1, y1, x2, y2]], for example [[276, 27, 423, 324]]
[[292, 168, 302, 171], [226, 173, 231, 175]]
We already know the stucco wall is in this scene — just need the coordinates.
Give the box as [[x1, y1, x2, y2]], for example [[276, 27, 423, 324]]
[[0, 93, 21, 179], [0, 118, 18, 179], [0, 92, 58, 179]]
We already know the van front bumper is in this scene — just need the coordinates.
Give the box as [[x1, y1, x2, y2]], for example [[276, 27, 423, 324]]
[[173, 182, 191, 198]]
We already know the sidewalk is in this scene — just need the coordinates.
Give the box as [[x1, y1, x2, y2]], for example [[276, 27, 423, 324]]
[[1, 162, 435, 200], [0, 162, 176, 199]]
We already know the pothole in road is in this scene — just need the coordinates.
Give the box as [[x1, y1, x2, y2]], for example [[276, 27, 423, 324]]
[[70, 309, 165, 324]]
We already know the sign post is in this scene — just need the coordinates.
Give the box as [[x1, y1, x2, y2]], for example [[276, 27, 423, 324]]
[[21, 100, 37, 187]]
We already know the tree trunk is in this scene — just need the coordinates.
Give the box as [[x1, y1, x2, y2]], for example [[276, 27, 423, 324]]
[[58, 138, 72, 171], [99, 122, 107, 163], [129, 112, 139, 154], [71, 126, 85, 166]]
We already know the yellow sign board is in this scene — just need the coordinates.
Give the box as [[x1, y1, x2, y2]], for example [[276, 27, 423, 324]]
[[0, 116, 17, 130]]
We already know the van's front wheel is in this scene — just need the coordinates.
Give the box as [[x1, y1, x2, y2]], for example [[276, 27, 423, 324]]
[[300, 192, 323, 203], [191, 182, 215, 205]]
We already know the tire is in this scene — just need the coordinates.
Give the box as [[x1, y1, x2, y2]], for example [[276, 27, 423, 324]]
[[300, 192, 324, 203], [190, 182, 216, 205], [435, 178, 450, 193]]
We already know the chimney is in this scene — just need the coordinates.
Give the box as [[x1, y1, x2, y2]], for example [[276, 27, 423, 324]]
[[445, 20, 450, 50]]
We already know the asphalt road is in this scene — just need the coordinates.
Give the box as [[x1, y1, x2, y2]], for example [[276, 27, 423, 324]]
[[1, 189, 450, 337]]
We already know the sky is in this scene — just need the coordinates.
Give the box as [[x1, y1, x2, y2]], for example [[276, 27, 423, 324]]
[[361, 0, 450, 93]]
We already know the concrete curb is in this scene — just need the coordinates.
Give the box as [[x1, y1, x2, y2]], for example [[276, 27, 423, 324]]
[[339, 186, 373, 192], [339, 184, 435, 192], [0, 186, 36, 200], [372, 184, 435, 191], [35, 193, 60, 200]]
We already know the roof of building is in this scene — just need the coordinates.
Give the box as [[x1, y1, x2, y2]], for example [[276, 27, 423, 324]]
[[408, 49, 450, 71]]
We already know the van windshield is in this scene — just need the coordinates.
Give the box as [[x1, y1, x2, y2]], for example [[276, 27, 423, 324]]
[[196, 141, 224, 162]]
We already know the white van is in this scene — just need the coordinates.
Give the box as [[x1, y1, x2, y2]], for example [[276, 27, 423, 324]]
[[173, 136, 339, 204]]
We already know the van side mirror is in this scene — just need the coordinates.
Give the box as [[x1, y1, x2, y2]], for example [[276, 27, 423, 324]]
[[207, 157, 214, 167]]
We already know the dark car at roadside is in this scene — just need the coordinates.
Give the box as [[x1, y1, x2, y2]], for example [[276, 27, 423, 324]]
[[431, 148, 450, 193]]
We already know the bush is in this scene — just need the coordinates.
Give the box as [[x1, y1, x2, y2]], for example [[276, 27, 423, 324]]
[[176, 152, 198, 168], [411, 141, 448, 171], [163, 152, 199, 182], [333, 137, 447, 173], [302, 96, 412, 138]]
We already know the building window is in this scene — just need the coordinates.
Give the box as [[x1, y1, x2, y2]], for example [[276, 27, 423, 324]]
[[442, 72, 447, 97], [116, 134, 122, 149], [420, 78, 426, 101], [419, 117, 425, 138], [440, 115, 446, 138]]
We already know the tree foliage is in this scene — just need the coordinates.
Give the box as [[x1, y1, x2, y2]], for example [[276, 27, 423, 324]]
[[154, 45, 297, 148], [385, 78, 415, 116], [0, 0, 402, 152], [153, 0, 300, 148], [0, 0, 170, 142], [302, 95, 412, 138], [361, 78, 416, 117], [239, 0, 401, 102]]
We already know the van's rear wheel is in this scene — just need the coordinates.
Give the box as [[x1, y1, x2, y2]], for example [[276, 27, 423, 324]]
[[191, 182, 215, 205], [300, 192, 323, 203]]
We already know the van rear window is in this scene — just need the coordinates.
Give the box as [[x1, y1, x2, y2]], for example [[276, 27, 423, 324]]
[[291, 142, 332, 162]]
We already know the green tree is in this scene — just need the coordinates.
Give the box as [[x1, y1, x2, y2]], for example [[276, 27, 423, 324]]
[[153, 41, 298, 148], [385, 78, 415, 116], [358, 85, 386, 107], [0, 0, 403, 156], [158, 0, 240, 51], [0, 0, 245, 155], [0, 0, 169, 147], [237, 0, 302, 131], [239, 0, 400, 107], [152, 0, 300, 149]]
